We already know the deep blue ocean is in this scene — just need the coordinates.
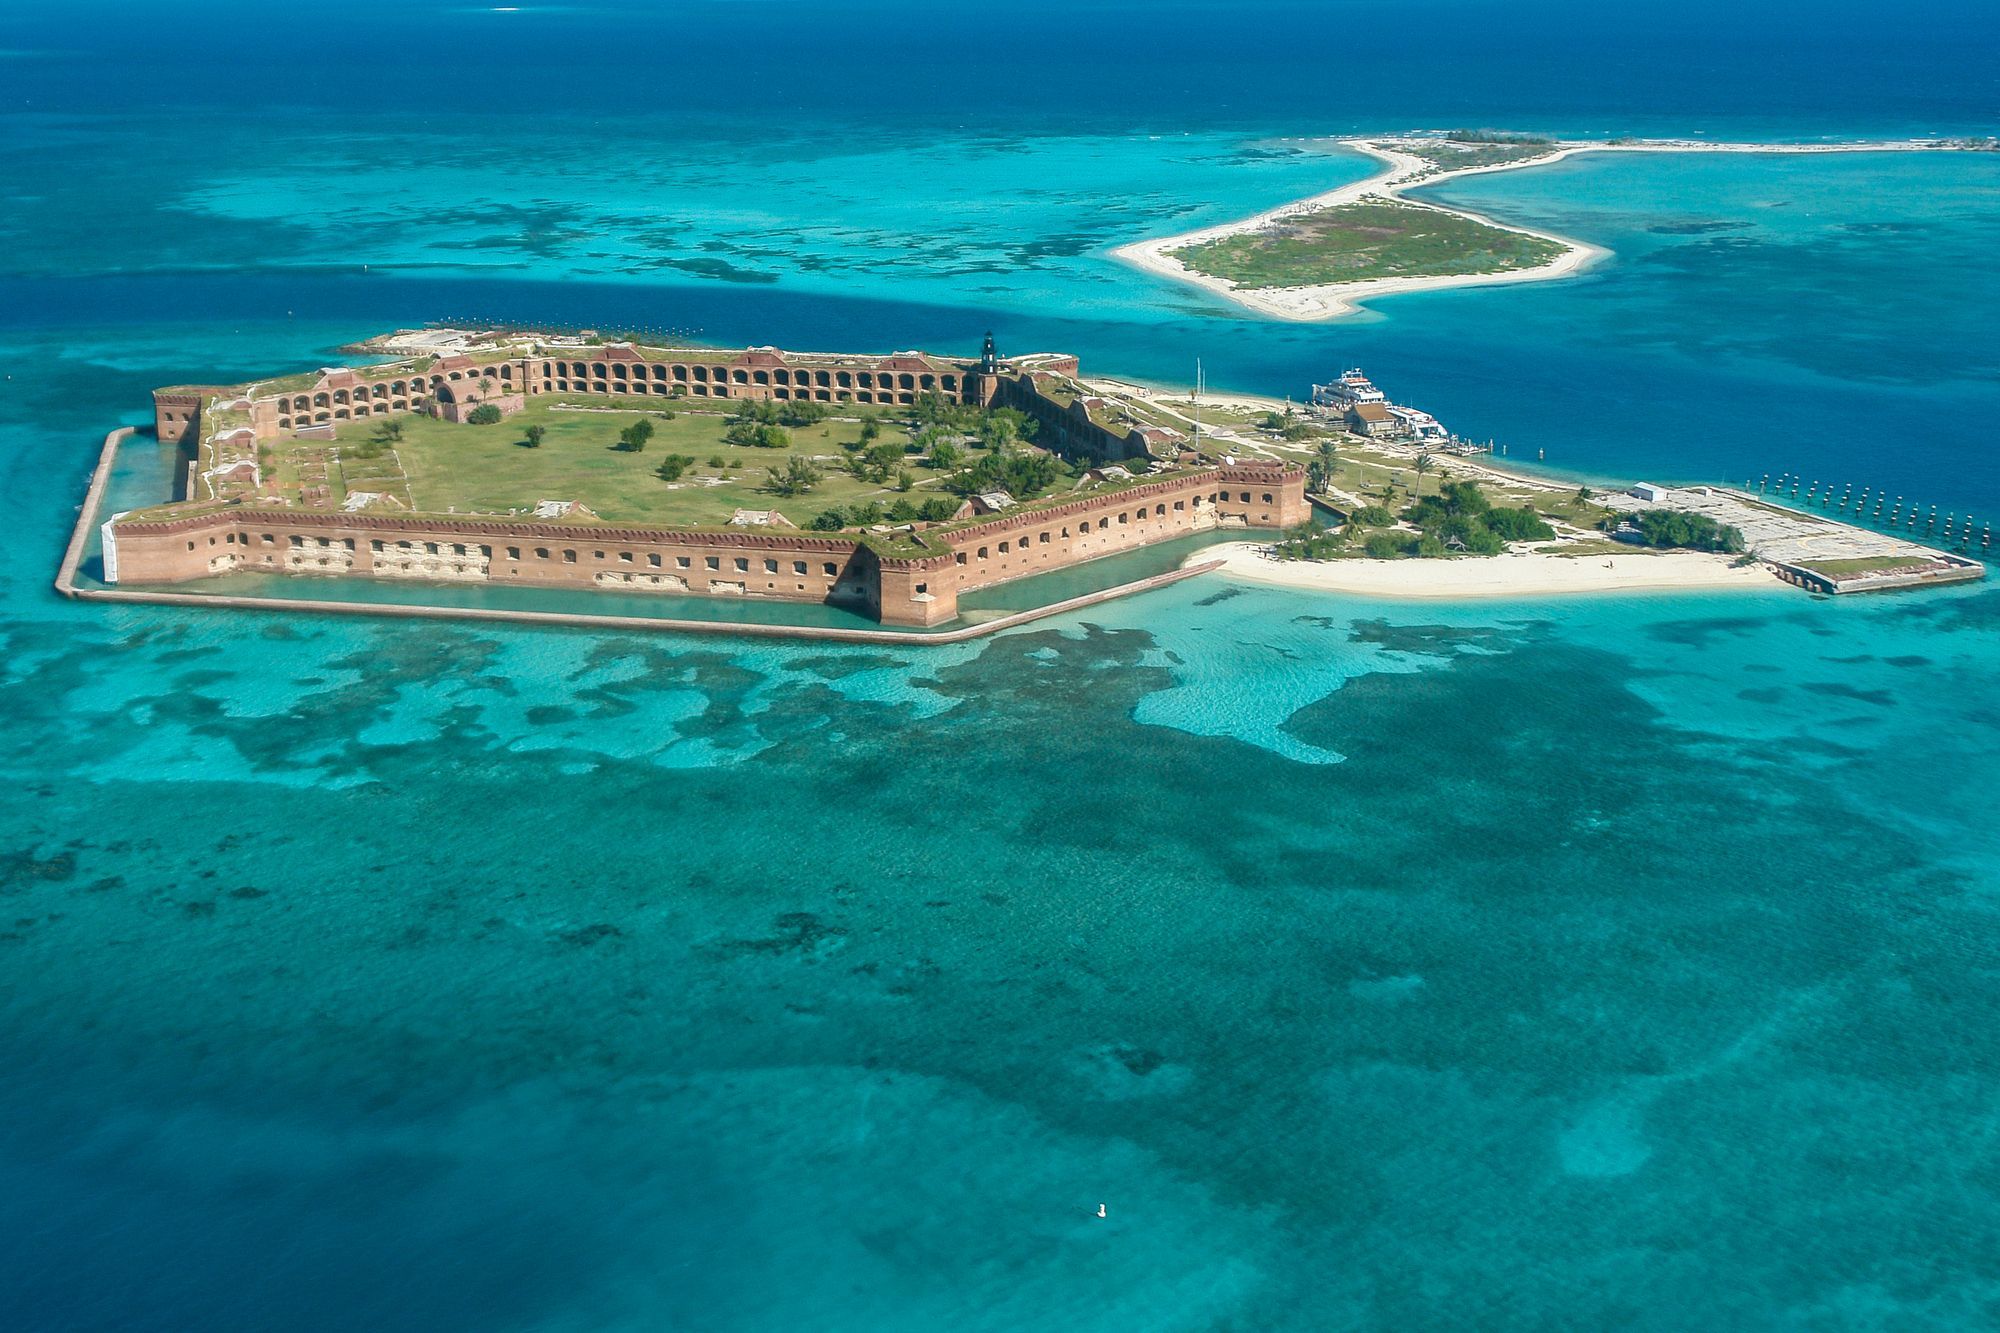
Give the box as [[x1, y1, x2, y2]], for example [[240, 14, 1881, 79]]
[[4, 3, 2000, 1329]]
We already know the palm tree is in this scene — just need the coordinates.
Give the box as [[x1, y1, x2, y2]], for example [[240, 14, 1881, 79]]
[[1413, 452, 1436, 498]]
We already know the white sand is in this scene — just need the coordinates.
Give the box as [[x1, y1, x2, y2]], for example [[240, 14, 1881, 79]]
[[1199, 542, 1779, 599], [1115, 137, 1963, 322]]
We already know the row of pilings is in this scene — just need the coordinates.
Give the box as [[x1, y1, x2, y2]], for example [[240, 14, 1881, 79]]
[[1757, 474, 1993, 555]]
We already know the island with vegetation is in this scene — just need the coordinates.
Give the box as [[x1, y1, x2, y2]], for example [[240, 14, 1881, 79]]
[[1111, 387, 1980, 599], [1169, 200, 1567, 291], [1115, 130, 1986, 322]]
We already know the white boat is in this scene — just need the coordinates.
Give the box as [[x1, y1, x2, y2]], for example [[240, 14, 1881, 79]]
[[1311, 367, 1386, 408]]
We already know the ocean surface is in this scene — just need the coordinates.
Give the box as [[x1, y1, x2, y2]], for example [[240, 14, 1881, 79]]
[[4, 2, 2000, 1328]]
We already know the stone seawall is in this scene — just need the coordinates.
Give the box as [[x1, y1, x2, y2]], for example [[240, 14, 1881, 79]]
[[55, 425, 137, 595]]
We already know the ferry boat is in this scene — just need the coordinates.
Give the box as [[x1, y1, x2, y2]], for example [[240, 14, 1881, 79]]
[[1311, 367, 1386, 408]]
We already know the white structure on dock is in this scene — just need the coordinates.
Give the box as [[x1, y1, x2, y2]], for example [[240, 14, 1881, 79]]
[[1388, 405, 1450, 443]]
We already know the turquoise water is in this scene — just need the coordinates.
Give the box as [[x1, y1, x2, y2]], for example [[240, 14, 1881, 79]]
[[6, 2, 2000, 1328]]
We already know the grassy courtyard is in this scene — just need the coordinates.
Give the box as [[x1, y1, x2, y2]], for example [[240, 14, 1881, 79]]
[[329, 400, 939, 528], [1170, 200, 1567, 290]]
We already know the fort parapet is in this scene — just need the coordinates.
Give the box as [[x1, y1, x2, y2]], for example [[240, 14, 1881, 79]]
[[110, 332, 1307, 627]]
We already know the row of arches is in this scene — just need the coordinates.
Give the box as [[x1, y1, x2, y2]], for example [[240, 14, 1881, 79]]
[[534, 359, 958, 395], [279, 363, 513, 414]]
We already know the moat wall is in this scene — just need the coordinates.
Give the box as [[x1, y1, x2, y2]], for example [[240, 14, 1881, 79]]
[[107, 463, 1306, 626]]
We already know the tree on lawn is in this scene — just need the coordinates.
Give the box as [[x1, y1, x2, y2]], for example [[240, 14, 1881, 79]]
[[655, 454, 696, 482], [767, 456, 823, 497], [855, 441, 905, 483], [1413, 452, 1436, 497], [976, 407, 1035, 451], [523, 424, 545, 449]]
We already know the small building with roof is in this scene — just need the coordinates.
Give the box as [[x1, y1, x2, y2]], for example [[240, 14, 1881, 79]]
[[1346, 401, 1398, 437]]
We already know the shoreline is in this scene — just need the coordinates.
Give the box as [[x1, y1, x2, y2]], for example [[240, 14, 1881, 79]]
[[1196, 541, 1780, 599], [1113, 136, 1971, 321]]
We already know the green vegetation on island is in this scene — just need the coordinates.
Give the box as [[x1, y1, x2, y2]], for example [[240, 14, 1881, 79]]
[[1272, 480, 1556, 562], [1608, 508, 1746, 554], [1169, 200, 1566, 290], [1794, 555, 1928, 578], [307, 389, 1144, 541]]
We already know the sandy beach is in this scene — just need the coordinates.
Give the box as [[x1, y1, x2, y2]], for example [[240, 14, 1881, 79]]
[[1115, 136, 1963, 321], [1199, 541, 1780, 598]]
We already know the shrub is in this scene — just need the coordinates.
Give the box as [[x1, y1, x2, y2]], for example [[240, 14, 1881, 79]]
[[655, 454, 695, 483], [809, 509, 847, 531], [1271, 523, 1349, 561], [1363, 531, 1412, 559], [1349, 504, 1396, 527], [1621, 509, 1745, 553], [1485, 506, 1556, 542], [778, 401, 830, 427], [725, 421, 790, 449], [466, 404, 504, 426], [918, 497, 959, 523]]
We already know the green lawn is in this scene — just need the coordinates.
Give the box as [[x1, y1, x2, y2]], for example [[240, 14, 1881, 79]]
[[1308, 441, 1617, 532], [1797, 555, 1933, 577], [330, 400, 933, 527], [1170, 200, 1567, 290]]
